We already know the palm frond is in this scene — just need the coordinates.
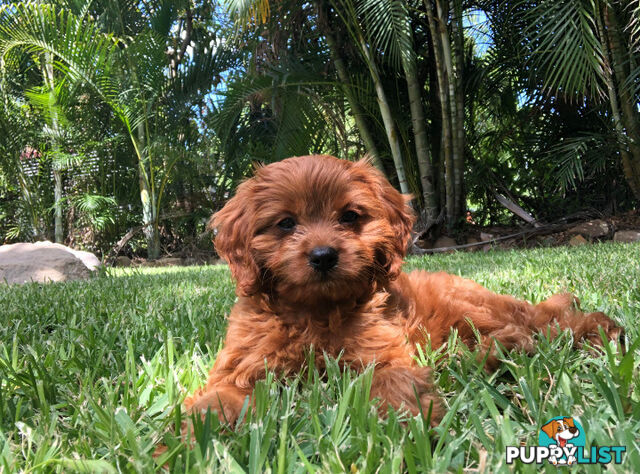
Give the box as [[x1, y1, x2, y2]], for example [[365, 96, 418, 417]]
[[356, 0, 413, 70], [519, 0, 607, 99], [545, 132, 611, 193]]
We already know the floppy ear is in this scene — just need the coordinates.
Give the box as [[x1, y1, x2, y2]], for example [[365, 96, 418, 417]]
[[541, 420, 558, 438], [210, 182, 261, 296], [354, 160, 414, 280]]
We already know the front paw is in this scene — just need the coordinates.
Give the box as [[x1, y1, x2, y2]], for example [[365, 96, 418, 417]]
[[584, 312, 625, 350], [371, 365, 443, 426], [185, 385, 249, 426]]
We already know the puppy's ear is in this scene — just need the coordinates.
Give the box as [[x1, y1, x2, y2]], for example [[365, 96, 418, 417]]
[[353, 160, 414, 280], [541, 420, 557, 438], [210, 182, 261, 296]]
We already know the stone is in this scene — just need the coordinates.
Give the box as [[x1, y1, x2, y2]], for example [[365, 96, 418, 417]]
[[568, 219, 609, 238], [433, 236, 457, 250], [569, 235, 587, 246], [153, 257, 183, 267], [115, 256, 132, 267], [0, 241, 101, 284], [465, 237, 480, 252], [613, 230, 640, 243]]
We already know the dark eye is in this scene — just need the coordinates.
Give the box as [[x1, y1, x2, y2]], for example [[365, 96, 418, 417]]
[[277, 217, 296, 231], [339, 210, 359, 224]]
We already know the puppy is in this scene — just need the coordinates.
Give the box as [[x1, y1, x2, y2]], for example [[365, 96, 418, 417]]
[[185, 154, 622, 425]]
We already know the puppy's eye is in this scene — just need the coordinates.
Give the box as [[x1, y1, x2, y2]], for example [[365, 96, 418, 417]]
[[277, 217, 296, 231], [339, 210, 359, 224]]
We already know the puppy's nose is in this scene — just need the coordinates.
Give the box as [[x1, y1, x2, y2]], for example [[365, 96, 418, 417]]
[[308, 246, 338, 272]]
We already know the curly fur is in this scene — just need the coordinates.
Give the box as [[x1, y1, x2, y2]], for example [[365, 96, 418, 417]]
[[185, 154, 623, 426]]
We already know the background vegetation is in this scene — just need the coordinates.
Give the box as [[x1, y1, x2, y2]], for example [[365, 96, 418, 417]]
[[1, 0, 639, 257], [1, 243, 638, 471]]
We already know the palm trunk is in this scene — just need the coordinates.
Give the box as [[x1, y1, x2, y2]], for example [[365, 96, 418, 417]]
[[44, 52, 63, 243], [451, 0, 466, 218], [402, 45, 437, 224], [597, 5, 640, 198], [436, 0, 463, 222], [322, 23, 384, 171], [425, 0, 455, 228], [359, 34, 410, 194], [136, 123, 160, 259], [604, 4, 640, 199]]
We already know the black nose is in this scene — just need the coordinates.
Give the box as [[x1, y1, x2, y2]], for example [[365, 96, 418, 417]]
[[569, 427, 578, 434], [308, 246, 338, 272]]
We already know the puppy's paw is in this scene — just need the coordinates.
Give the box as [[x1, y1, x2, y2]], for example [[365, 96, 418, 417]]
[[582, 312, 625, 352], [184, 385, 249, 427], [371, 365, 443, 426]]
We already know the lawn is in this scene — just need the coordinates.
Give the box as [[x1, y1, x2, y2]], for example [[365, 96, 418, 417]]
[[1, 243, 639, 472]]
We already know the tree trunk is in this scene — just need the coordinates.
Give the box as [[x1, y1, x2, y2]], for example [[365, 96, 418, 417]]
[[604, 4, 640, 199], [358, 34, 410, 194], [425, 0, 455, 228], [321, 15, 384, 171], [451, 0, 466, 218], [597, 4, 640, 198], [402, 41, 438, 224], [43, 52, 63, 243], [136, 123, 160, 259], [436, 0, 460, 216]]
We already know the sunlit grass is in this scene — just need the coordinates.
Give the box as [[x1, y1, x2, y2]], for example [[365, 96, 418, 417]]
[[1, 243, 639, 472]]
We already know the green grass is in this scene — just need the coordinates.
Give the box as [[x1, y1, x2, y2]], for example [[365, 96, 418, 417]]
[[1, 243, 639, 472]]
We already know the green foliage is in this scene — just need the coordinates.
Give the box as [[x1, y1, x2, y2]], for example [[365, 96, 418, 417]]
[[0, 244, 638, 471]]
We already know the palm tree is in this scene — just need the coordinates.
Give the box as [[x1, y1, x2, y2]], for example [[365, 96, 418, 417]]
[[0, 1, 233, 257], [511, 0, 640, 200], [356, 0, 438, 223]]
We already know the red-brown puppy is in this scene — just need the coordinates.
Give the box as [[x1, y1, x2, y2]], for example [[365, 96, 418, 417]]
[[186, 154, 622, 425]]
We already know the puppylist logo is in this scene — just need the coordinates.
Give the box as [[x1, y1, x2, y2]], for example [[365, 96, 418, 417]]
[[506, 417, 626, 466]]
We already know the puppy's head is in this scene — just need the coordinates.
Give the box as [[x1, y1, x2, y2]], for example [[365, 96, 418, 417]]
[[211, 155, 414, 304]]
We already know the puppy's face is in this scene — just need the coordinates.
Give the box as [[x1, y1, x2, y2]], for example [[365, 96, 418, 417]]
[[212, 155, 413, 305]]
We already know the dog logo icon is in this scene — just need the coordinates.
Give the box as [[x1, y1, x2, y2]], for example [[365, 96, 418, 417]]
[[507, 416, 625, 465], [539, 417, 582, 465]]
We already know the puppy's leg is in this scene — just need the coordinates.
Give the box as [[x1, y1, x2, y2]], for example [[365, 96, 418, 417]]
[[532, 293, 623, 347], [475, 322, 536, 370], [370, 365, 443, 425], [184, 383, 251, 425], [184, 343, 262, 428], [469, 293, 623, 368]]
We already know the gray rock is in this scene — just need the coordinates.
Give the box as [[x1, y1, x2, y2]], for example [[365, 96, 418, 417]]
[[569, 219, 609, 238], [153, 257, 183, 267], [613, 230, 640, 243], [433, 236, 457, 253], [115, 256, 132, 267], [0, 241, 101, 284]]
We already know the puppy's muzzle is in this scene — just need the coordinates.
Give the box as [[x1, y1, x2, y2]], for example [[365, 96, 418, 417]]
[[308, 246, 338, 273]]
